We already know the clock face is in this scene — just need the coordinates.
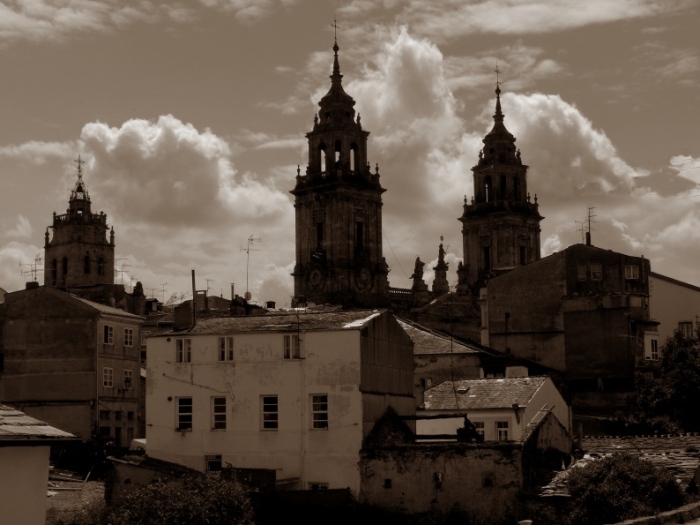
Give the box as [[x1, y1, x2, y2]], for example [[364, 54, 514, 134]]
[[355, 267, 371, 291], [308, 268, 324, 290]]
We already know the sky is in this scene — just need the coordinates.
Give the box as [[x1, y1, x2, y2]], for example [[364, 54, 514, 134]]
[[0, 0, 698, 308]]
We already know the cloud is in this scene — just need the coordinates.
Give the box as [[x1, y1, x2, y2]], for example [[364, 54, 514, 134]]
[[6, 215, 33, 239], [80, 115, 289, 228], [198, 0, 296, 23], [0, 141, 75, 164]]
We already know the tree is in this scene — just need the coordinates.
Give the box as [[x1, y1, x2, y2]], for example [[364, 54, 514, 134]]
[[566, 453, 685, 525], [105, 474, 255, 525], [634, 330, 700, 432]]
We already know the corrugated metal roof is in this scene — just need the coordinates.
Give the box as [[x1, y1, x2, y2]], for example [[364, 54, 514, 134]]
[[154, 309, 387, 336], [397, 319, 480, 355], [423, 377, 547, 411], [0, 404, 76, 441]]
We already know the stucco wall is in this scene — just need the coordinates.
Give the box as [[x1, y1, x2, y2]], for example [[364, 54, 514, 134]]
[[0, 445, 51, 525], [360, 443, 523, 523], [650, 273, 700, 344], [147, 325, 393, 493]]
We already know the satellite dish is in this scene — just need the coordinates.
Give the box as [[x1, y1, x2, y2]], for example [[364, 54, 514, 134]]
[[244, 291, 252, 301]]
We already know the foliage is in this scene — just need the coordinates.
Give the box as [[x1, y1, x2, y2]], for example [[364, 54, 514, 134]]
[[633, 330, 700, 432], [104, 474, 255, 525], [565, 453, 685, 525]]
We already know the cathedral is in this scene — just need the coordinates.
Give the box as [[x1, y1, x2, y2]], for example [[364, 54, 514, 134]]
[[292, 40, 542, 316]]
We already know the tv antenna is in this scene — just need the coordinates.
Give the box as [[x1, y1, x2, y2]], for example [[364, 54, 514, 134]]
[[19, 253, 43, 281], [160, 283, 167, 302], [240, 235, 261, 300], [575, 220, 586, 243]]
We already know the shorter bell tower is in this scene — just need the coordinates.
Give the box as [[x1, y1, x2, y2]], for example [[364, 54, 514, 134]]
[[459, 81, 543, 292], [44, 157, 115, 290]]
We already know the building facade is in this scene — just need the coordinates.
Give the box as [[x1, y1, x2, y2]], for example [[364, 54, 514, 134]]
[[145, 309, 414, 494], [649, 272, 700, 344], [0, 285, 144, 445], [291, 40, 389, 308]]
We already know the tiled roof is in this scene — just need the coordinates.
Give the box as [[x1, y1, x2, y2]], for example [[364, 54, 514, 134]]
[[423, 377, 547, 411], [70, 295, 144, 319], [397, 318, 480, 355], [0, 404, 76, 442], [154, 309, 387, 336]]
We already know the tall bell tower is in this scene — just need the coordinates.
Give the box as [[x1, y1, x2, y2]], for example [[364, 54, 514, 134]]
[[459, 82, 543, 292], [44, 157, 115, 290], [291, 38, 389, 308]]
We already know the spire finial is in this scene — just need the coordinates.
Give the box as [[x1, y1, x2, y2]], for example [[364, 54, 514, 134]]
[[330, 19, 341, 78], [493, 65, 503, 121], [332, 18, 338, 46], [74, 155, 85, 180]]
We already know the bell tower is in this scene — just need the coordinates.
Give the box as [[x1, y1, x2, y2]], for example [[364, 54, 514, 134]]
[[459, 81, 543, 292], [291, 38, 389, 308], [44, 156, 115, 290]]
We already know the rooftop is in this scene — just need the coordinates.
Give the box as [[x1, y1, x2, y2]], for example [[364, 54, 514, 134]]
[[397, 318, 480, 355], [155, 308, 386, 336], [0, 404, 76, 443], [423, 377, 548, 411]]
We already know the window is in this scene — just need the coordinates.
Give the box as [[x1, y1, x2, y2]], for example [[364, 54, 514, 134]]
[[261, 395, 278, 430], [316, 222, 324, 249], [99, 410, 110, 421], [284, 334, 301, 359], [311, 394, 328, 429], [115, 411, 122, 421], [124, 328, 134, 347], [678, 322, 694, 339], [519, 246, 526, 266], [205, 455, 222, 472], [496, 421, 509, 441], [127, 411, 134, 421], [577, 265, 587, 281], [177, 397, 193, 430], [356, 221, 364, 250], [62, 256, 68, 277], [483, 246, 491, 272], [212, 397, 226, 430], [625, 265, 640, 280], [590, 263, 602, 281], [84, 255, 91, 274], [123, 369, 133, 389], [649, 339, 659, 361], [176, 338, 192, 363], [103, 325, 114, 345], [99, 426, 111, 437], [51, 259, 57, 285], [473, 421, 485, 437], [103, 367, 113, 388], [218, 337, 233, 361]]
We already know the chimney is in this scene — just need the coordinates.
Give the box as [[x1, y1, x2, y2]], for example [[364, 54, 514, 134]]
[[585, 231, 591, 246], [25, 281, 39, 289]]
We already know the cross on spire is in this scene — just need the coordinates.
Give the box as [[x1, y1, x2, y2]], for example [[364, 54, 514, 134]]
[[74, 155, 85, 178], [495, 65, 501, 88], [332, 18, 339, 44]]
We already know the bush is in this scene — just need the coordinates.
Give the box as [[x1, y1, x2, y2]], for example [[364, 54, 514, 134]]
[[104, 474, 255, 525], [565, 453, 685, 525]]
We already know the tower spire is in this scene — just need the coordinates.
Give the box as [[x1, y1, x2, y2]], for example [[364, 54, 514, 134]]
[[331, 19, 342, 82], [494, 65, 503, 122]]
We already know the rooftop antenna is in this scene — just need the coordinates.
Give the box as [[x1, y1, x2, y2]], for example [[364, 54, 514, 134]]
[[240, 235, 261, 301], [19, 253, 43, 281], [115, 259, 130, 285], [206, 279, 213, 295], [160, 283, 167, 302], [586, 207, 596, 246], [575, 220, 586, 243]]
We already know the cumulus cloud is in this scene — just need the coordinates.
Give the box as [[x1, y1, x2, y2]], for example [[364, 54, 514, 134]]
[[0, 1, 192, 42], [198, 0, 296, 23], [0, 141, 75, 163], [6, 215, 33, 239], [80, 115, 289, 228]]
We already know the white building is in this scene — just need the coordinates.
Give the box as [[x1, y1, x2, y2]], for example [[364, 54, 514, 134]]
[[650, 272, 700, 344], [418, 376, 570, 441], [0, 404, 76, 525], [146, 309, 414, 494]]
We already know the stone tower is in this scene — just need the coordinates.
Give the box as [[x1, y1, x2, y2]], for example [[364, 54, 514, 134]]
[[291, 39, 389, 308], [44, 157, 115, 290], [459, 84, 543, 292]]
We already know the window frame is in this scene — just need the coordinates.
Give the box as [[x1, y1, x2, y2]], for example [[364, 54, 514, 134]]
[[261, 395, 278, 430], [496, 421, 509, 441], [473, 421, 485, 437], [177, 397, 193, 431], [218, 336, 234, 361], [211, 396, 227, 430], [283, 334, 301, 359], [124, 328, 134, 347], [590, 263, 602, 281], [311, 394, 329, 430], [102, 367, 113, 388], [103, 325, 114, 345], [624, 264, 640, 280], [123, 369, 133, 389], [678, 321, 694, 339], [176, 338, 192, 363], [205, 454, 222, 472]]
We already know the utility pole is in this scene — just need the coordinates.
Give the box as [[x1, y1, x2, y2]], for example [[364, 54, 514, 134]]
[[240, 235, 261, 300]]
